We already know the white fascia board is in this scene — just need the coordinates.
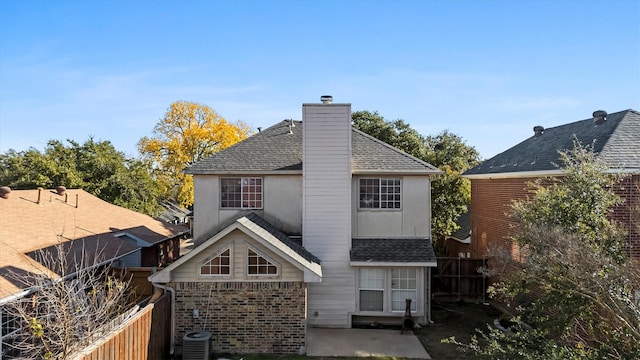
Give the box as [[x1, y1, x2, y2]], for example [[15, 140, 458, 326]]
[[450, 236, 471, 244], [186, 170, 302, 175], [350, 261, 437, 267], [352, 170, 442, 176], [148, 223, 241, 283], [235, 218, 322, 280], [463, 170, 565, 179]]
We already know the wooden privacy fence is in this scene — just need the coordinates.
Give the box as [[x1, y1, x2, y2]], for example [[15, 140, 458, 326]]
[[74, 290, 171, 360], [433, 257, 489, 302]]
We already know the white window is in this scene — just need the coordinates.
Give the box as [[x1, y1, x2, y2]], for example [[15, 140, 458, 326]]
[[247, 249, 278, 276], [221, 177, 263, 209], [200, 249, 231, 276], [359, 268, 384, 311], [359, 178, 401, 209], [358, 268, 419, 313], [392, 268, 417, 312]]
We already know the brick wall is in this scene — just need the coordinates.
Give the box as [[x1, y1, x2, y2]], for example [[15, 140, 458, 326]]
[[470, 177, 531, 259], [172, 281, 307, 355], [470, 174, 640, 261]]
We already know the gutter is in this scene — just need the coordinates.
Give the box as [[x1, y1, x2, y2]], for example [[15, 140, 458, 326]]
[[151, 280, 176, 356]]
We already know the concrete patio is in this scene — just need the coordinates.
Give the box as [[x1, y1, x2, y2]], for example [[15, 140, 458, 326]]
[[306, 327, 431, 359]]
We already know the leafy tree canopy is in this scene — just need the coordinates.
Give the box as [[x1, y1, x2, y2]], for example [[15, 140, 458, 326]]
[[446, 142, 640, 359], [0, 138, 162, 216], [352, 111, 480, 248], [138, 101, 251, 207]]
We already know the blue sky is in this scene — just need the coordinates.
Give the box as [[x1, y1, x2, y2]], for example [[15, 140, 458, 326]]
[[1, 0, 638, 159]]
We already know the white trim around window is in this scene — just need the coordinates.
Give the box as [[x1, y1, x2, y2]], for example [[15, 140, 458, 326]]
[[358, 178, 402, 210], [356, 267, 422, 314], [220, 177, 263, 209], [199, 247, 232, 277], [246, 247, 280, 278]]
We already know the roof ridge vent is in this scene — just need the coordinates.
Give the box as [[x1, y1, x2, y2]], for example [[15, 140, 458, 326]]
[[593, 110, 607, 125]]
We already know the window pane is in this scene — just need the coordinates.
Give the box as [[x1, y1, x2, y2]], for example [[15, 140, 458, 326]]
[[392, 290, 417, 312], [221, 177, 263, 209], [360, 290, 383, 311], [247, 249, 278, 276], [201, 249, 230, 276], [359, 268, 384, 289]]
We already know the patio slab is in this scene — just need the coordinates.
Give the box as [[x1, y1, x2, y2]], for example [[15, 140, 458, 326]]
[[306, 327, 431, 359]]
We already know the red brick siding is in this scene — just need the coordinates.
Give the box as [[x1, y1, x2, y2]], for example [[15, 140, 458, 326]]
[[471, 175, 640, 261], [172, 281, 307, 355], [470, 177, 532, 259]]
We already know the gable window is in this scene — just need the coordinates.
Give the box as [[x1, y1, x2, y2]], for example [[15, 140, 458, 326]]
[[359, 178, 401, 209], [247, 249, 278, 275], [200, 249, 231, 276], [221, 177, 263, 209]]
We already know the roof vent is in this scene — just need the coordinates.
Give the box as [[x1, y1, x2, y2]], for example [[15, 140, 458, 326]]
[[56, 185, 66, 196], [320, 95, 333, 104], [533, 125, 544, 137], [593, 110, 607, 125], [0, 186, 11, 199]]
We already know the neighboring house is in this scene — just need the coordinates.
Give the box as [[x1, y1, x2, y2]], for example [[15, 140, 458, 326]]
[[443, 208, 471, 258], [149, 97, 442, 355], [0, 187, 188, 358], [463, 109, 640, 262]]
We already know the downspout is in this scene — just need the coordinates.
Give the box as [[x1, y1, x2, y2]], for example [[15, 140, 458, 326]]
[[152, 282, 176, 356]]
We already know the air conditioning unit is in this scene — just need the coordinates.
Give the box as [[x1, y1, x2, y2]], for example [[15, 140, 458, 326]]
[[183, 331, 211, 360]]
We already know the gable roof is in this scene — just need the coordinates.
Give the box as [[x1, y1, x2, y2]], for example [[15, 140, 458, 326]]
[[185, 120, 441, 175], [0, 188, 189, 302], [464, 109, 640, 178], [148, 212, 322, 284], [350, 238, 437, 267]]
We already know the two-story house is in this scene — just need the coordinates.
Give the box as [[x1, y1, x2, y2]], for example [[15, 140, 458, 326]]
[[149, 97, 441, 355], [463, 109, 640, 263]]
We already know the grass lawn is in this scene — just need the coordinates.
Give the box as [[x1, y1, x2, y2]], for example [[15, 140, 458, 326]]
[[414, 301, 501, 359]]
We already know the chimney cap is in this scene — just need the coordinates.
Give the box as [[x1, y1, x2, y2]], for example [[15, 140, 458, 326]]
[[0, 186, 11, 199], [320, 95, 333, 104], [593, 110, 607, 125], [533, 125, 544, 137]]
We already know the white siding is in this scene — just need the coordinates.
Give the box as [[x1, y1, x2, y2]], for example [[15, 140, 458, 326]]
[[303, 102, 355, 327], [353, 176, 431, 238]]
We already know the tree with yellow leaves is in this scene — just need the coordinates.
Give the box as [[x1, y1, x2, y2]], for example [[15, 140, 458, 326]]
[[138, 101, 250, 207]]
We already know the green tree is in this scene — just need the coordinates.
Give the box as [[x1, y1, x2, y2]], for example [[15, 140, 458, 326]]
[[352, 111, 480, 250], [445, 142, 640, 359], [424, 131, 480, 250], [0, 138, 162, 215], [138, 100, 251, 207]]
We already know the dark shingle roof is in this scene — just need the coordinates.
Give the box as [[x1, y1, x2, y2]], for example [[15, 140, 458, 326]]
[[450, 209, 471, 241], [350, 238, 437, 263], [243, 212, 321, 264], [464, 109, 640, 176], [185, 120, 441, 174]]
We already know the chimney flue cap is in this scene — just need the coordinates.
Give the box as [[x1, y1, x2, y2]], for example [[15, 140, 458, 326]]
[[593, 110, 607, 125], [0, 186, 11, 199], [320, 95, 333, 104], [533, 125, 544, 137]]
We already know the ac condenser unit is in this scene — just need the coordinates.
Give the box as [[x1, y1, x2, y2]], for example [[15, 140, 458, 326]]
[[183, 331, 211, 360]]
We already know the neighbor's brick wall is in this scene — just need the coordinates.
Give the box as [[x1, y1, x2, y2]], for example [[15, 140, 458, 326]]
[[612, 174, 640, 260], [471, 175, 640, 261], [172, 281, 306, 355], [469, 177, 532, 260]]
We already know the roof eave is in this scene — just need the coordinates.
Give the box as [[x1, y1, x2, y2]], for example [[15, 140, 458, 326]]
[[350, 261, 437, 267], [186, 170, 303, 175], [464, 169, 565, 179]]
